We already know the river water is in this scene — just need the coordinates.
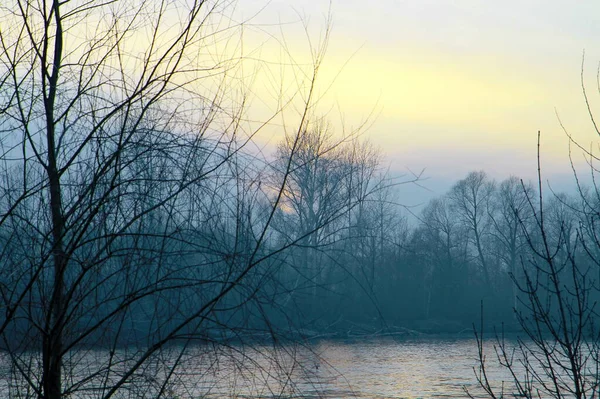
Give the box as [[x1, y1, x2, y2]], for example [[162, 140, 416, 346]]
[[301, 337, 488, 398], [0, 337, 566, 398], [170, 337, 519, 399]]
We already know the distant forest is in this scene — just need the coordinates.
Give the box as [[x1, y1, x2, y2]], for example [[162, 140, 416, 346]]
[[3, 120, 590, 345], [219, 133, 597, 336]]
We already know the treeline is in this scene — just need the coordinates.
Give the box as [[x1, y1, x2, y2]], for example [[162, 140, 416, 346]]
[[2, 121, 595, 348], [260, 134, 600, 334], [0, 118, 400, 349], [273, 168, 526, 331]]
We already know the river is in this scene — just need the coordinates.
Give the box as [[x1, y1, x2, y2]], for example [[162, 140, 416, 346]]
[[168, 337, 519, 398], [0, 337, 567, 398]]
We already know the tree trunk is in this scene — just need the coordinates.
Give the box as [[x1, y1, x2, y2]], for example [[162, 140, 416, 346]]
[[43, 2, 65, 397]]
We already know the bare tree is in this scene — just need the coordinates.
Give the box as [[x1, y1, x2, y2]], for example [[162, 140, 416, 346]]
[[0, 0, 348, 398], [418, 196, 464, 319], [268, 119, 413, 328], [448, 171, 496, 290], [489, 176, 536, 311], [470, 135, 600, 399]]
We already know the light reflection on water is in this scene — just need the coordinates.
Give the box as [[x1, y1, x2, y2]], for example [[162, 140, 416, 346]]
[[181, 337, 515, 399], [304, 338, 489, 398], [0, 338, 531, 398]]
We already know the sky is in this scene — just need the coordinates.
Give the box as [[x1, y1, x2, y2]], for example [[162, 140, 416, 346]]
[[234, 1, 600, 205]]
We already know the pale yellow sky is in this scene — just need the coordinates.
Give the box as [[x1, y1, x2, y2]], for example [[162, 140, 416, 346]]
[[235, 0, 600, 199]]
